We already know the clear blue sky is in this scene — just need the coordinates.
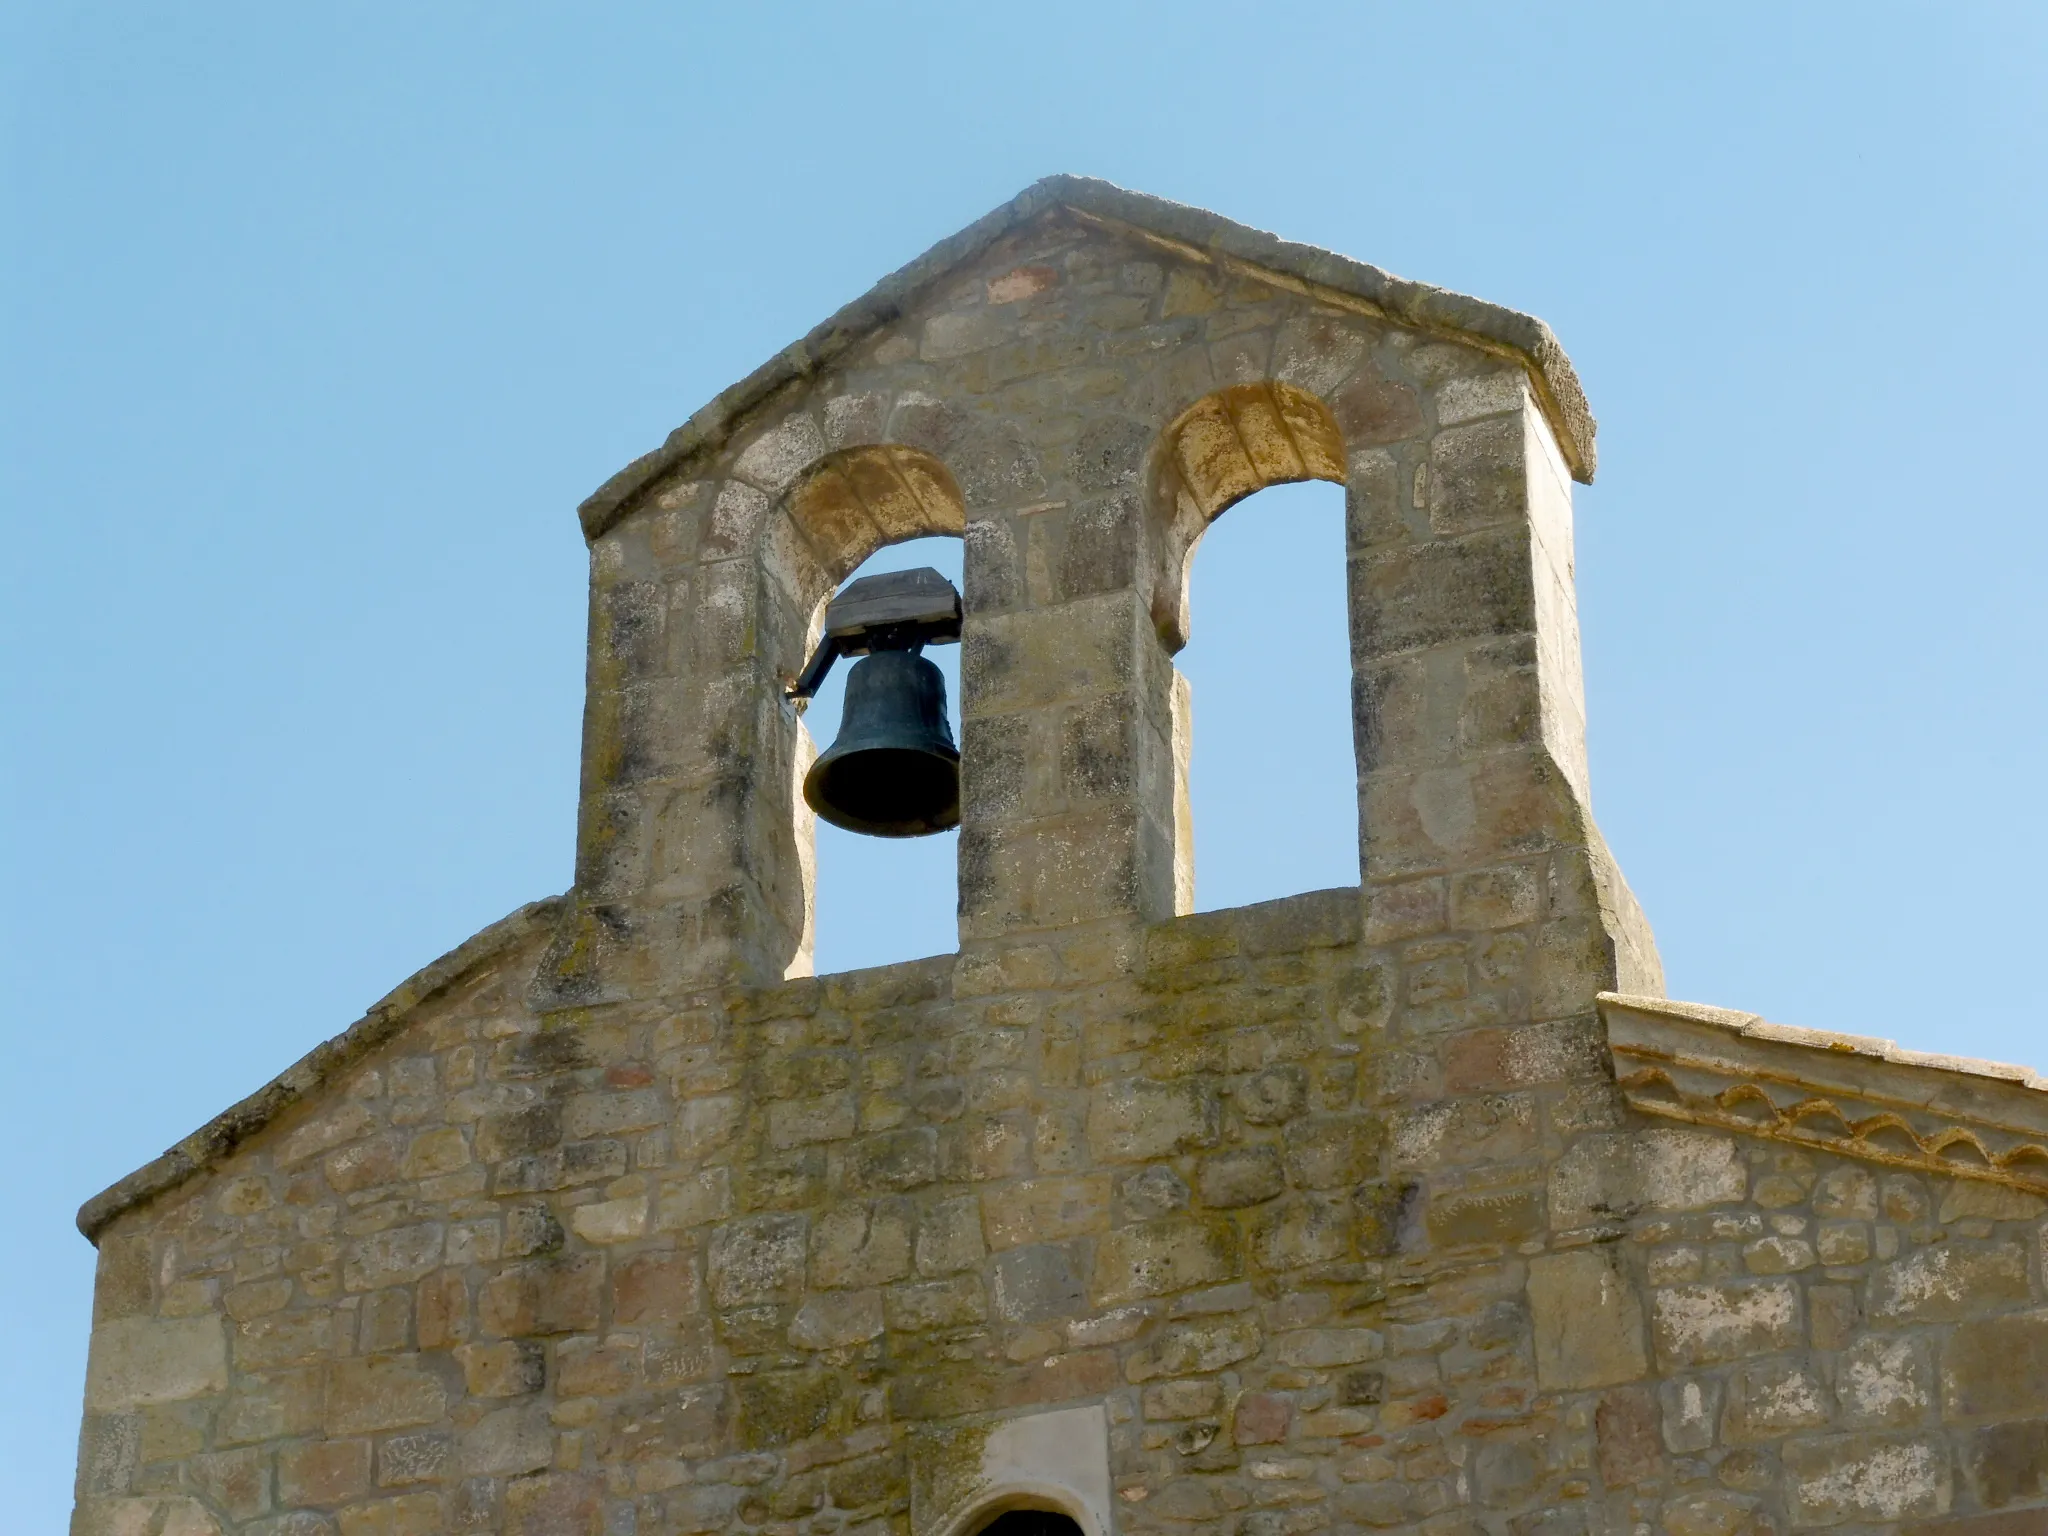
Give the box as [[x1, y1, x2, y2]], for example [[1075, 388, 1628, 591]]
[[4, 3, 2043, 1522]]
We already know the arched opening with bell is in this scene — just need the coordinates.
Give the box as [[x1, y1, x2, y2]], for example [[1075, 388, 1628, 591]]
[[773, 441, 969, 976]]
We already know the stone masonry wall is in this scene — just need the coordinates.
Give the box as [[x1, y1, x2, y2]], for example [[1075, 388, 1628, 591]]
[[73, 892, 2048, 1536], [71, 186, 2048, 1536]]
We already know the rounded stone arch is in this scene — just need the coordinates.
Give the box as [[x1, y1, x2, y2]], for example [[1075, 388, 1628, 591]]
[[759, 442, 968, 685], [1149, 379, 1346, 652]]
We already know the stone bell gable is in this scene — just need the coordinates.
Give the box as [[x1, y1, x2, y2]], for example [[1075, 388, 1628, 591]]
[[540, 173, 1655, 1003], [71, 179, 2048, 1536]]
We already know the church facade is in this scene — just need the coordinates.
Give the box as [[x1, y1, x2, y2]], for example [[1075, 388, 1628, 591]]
[[71, 178, 2048, 1536]]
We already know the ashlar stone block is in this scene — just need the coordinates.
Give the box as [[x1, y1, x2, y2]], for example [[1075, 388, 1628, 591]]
[[84, 1316, 228, 1411], [1527, 1247, 1648, 1389], [1652, 1280, 1802, 1369], [1782, 1433, 1951, 1527]]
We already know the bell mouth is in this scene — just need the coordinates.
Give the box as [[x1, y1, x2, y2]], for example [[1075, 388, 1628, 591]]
[[804, 745, 961, 837]]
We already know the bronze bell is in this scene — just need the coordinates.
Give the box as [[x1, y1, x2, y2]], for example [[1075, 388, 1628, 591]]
[[804, 650, 960, 836], [789, 567, 963, 838]]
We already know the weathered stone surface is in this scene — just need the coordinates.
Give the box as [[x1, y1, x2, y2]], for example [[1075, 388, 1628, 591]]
[[1087, 1077, 1219, 1162], [278, 1437, 373, 1507], [85, 1316, 228, 1410], [1871, 1243, 2031, 1322], [1197, 1147, 1285, 1208], [1528, 1247, 1648, 1388], [1837, 1333, 1933, 1427], [1651, 1280, 1802, 1367], [983, 1175, 1109, 1248], [809, 1201, 911, 1290], [1722, 1357, 1831, 1442], [1092, 1215, 1239, 1304], [612, 1248, 701, 1324], [478, 1256, 603, 1335], [1596, 1385, 1663, 1487], [789, 1289, 885, 1348], [1963, 1417, 2048, 1510], [1942, 1309, 2048, 1420], [459, 1402, 552, 1476], [326, 1355, 447, 1435], [1659, 1375, 1720, 1453], [1549, 1130, 1745, 1228], [1782, 1433, 1951, 1526]]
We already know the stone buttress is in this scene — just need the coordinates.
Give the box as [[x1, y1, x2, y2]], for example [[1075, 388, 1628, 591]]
[[70, 178, 2048, 1536]]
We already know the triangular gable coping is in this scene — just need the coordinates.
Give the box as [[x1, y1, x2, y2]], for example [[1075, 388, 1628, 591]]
[[1600, 991, 2048, 1194], [76, 894, 568, 1244], [577, 174, 1599, 543]]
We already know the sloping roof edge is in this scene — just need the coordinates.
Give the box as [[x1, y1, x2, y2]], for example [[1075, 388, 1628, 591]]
[[77, 894, 569, 1245], [578, 174, 1598, 543], [1599, 991, 2048, 1192]]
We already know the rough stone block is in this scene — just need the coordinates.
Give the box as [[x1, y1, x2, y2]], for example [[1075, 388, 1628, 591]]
[[1426, 1187, 1544, 1247], [479, 1256, 605, 1336], [1942, 1309, 2048, 1420], [458, 1403, 552, 1477], [377, 1431, 449, 1487], [1549, 1130, 1745, 1230], [1659, 1375, 1720, 1454], [1871, 1243, 2031, 1323], [735, 1370, 838, 1450], [612, 1250, 701, 1325], [1963, 1418, 2048, 1510], [844, 1127, 939, 1193], [455, 1340, 545, 1398], [1127, 1316, 1262, 1382], [85, 1316, 228, 1411], [503, 1472, 602, 1536], [915, 1195, 985, 1276], [993, 1243, 1088, 1323], [984, 1175, 1110, 1248], [1595, 1386, 1662, 1487], [568, 1195, 647, 1245], [1652, 1280, 1802, 1368], [1198, 1147, 1285, 1208], [1722, 1357, 1831, 1442], [1087, 1077, 1220, 1163], [1092, 1215, 1240, 1304], [790, 1290, 885, 1348], [1248, 1193, 1353, 1269], [1782, 1433, 1951, 1526], [325, 1356, 447, 1436], [1838, 1333, 1933, 1428], [1283, 1114, 1382, 1189], [1275, 1327, 1383, 1368], [1527, 1248, 1648, 1389], [278, 1438, 372, 1508], [884, 1274, 988, 1332], [808, 1201, 912, 1291]]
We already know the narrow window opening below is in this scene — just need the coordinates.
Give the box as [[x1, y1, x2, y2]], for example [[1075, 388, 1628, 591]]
[[806, 535, 963, 976], [1180, 478, 1360, 910]]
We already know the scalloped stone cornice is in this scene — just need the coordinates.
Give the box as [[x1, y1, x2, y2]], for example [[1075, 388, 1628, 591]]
[[1599, 992, 2048, 1193]]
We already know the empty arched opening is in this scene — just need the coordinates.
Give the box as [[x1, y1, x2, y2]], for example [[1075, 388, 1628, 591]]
[[1157, 383, 1359, 911], [777, 444, 967, 977]]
